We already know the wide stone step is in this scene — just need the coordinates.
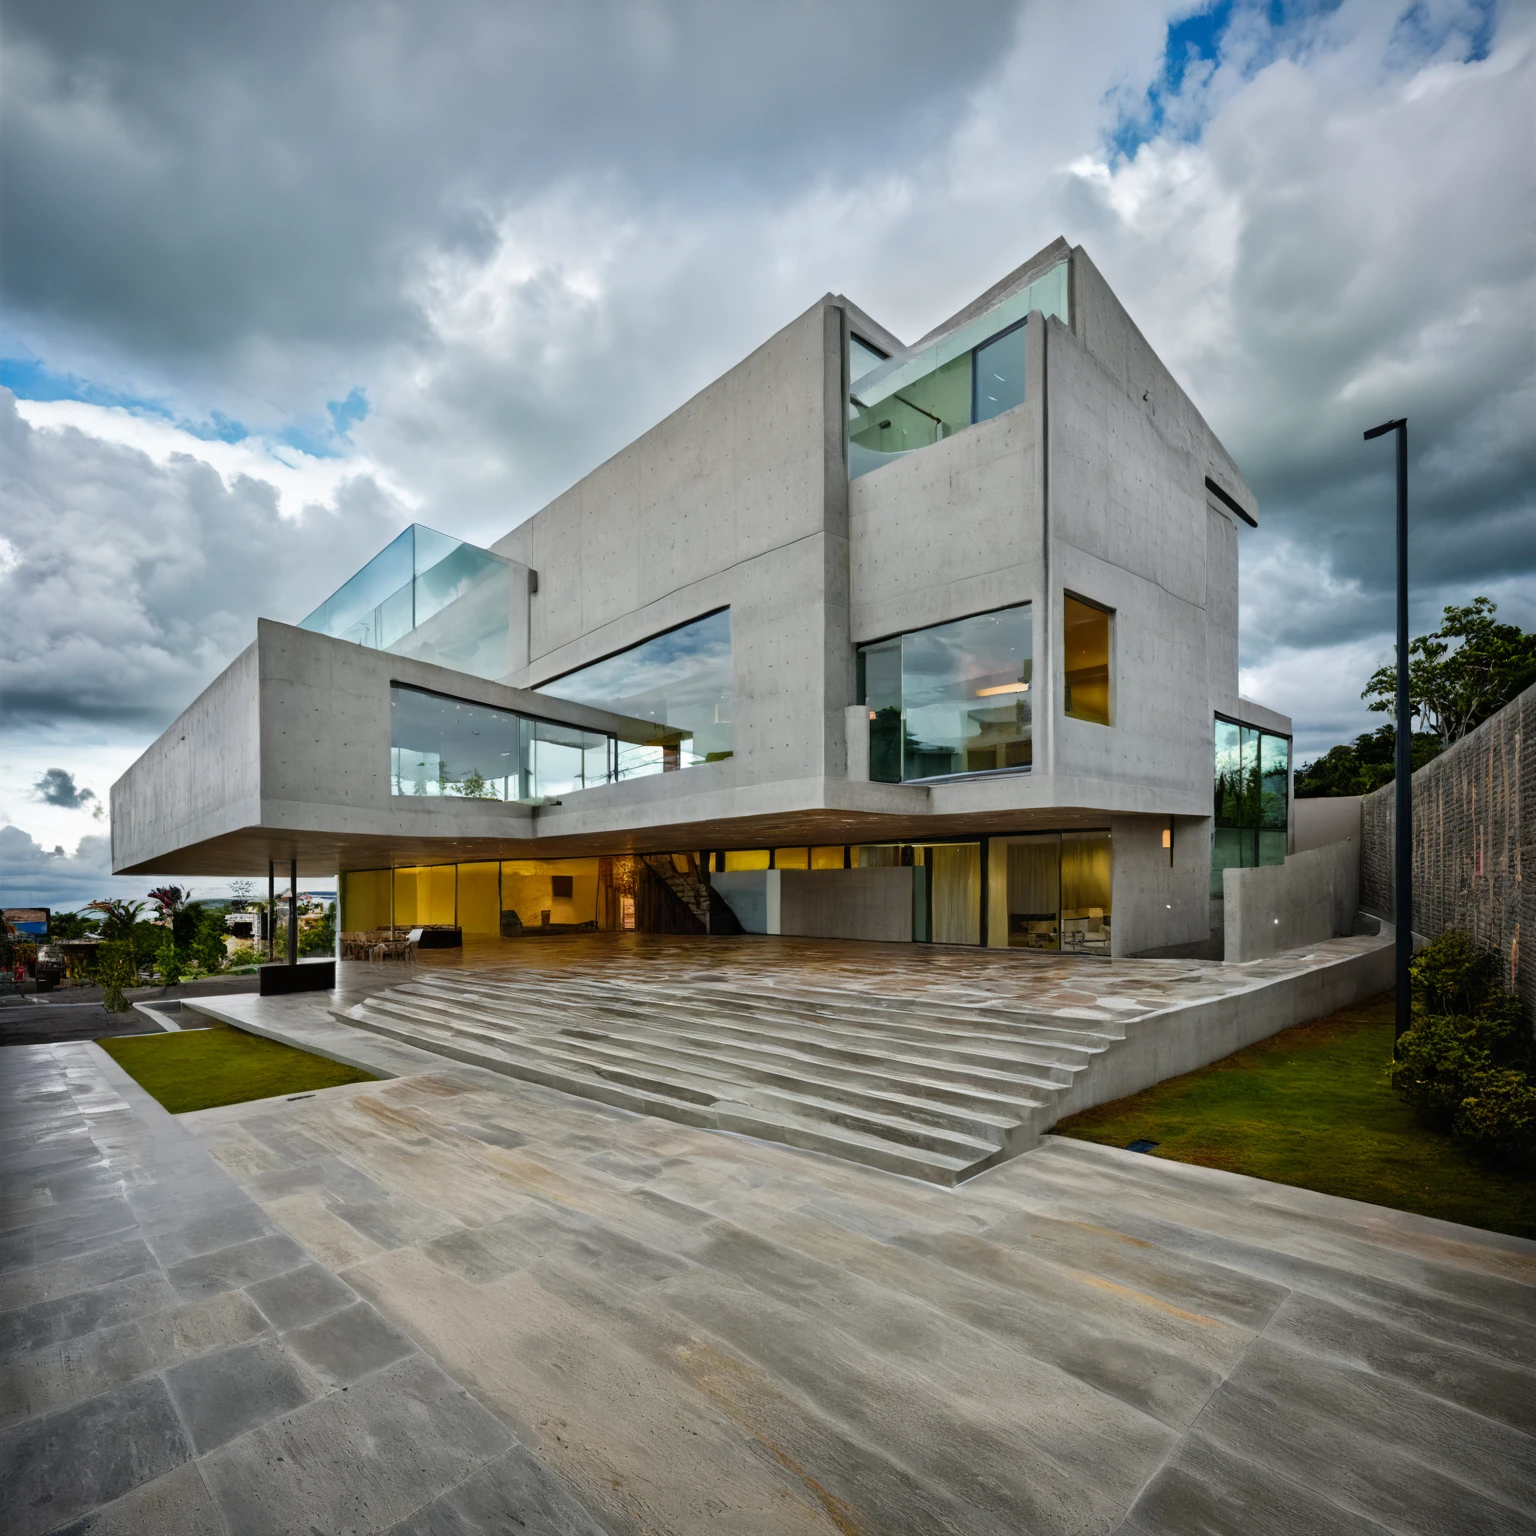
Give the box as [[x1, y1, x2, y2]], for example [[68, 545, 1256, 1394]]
[[343, 1005, 991, 1185], [353, 999, 1008, 1161], [387, 984, 1079, 1097], [435, 971, 1126, 1047], [407, 976, 1103, 1076]]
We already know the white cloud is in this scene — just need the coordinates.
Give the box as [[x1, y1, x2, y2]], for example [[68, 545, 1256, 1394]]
[[13, 397, 414, 520]]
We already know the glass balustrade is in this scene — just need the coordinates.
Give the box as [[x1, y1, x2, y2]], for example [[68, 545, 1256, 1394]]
[[849, 259, 1068, 480], [300, 523, 526, 683]]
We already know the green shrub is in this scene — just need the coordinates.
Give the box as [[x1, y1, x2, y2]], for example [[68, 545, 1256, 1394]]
[[1392, 930, 1534, 1160], [155, 932, 185, 988], [96, 940, 136, 1014]]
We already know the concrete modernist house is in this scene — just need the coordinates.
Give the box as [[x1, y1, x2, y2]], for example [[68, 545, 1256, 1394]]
[[113, 237, 1293, 959]]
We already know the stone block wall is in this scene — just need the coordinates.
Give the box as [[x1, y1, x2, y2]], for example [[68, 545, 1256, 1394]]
[[1362, 684, 1533, 1016]]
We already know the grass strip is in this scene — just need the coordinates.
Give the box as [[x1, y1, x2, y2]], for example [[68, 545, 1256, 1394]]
[[1054, 992, 1536, 1240], [98, 1023, 377, 1114]]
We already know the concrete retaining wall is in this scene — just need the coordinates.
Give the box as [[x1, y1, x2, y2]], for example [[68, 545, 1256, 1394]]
[[1048, 933, 1396, 1125], [1293, 796, 1362, 854], [1362, 683, 1533, 1017], [1224, 839, 1359, 962]]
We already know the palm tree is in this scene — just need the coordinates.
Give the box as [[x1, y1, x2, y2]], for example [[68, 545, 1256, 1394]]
[[84, 899, 147, 941]]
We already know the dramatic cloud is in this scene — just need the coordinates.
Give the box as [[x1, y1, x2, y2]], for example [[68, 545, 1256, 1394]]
[[32, 768, 97, 810], [0, 0, 1529, 901]]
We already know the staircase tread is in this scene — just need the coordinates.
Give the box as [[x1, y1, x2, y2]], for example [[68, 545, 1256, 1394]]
[[350, 1001, 1014, 1152]]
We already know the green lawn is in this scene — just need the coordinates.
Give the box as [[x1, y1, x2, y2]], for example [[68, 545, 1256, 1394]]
[[1055, 993, 1536, 1240], [98, 1023, 378, 1114]]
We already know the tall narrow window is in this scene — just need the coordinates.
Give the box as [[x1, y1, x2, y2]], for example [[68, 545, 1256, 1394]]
[[972, 321, 1026, 424], [1063, 595, 1111, 725]]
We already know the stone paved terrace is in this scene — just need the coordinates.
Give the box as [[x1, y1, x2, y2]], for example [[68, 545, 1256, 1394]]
[[4, 969, 1535, 1536]]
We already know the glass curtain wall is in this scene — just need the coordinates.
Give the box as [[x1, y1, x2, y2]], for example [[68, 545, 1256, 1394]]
[[1212, 717, 1291, 895], [987, 834, 1061, 950], [535, 609, 733, 777], [848, 259, 1067, 480], [390, 684, 612, 802], [858, 605, 1032, 783]]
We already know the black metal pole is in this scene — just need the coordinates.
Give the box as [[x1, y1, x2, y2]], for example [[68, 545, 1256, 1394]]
[[1365, 418, 1411, 1045], [267, 860, 275, 962], [287, 859, 298, 967]]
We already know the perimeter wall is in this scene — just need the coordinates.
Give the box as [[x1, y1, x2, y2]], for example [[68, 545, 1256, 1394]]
[[1362, 683, 1533, 1018]]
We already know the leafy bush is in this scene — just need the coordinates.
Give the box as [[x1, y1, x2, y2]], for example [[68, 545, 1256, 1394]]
[[1392, 930, 1534, 1160], [155, 932, 185, 988], [189, 907, 227, 973], [96, 940, 137, 1014]]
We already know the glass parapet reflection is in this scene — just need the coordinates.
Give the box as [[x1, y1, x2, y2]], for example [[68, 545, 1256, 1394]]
[[534, 609, 733, 778], [390, 684, 613, 803], [300, 523, 525, 683], [849, 260, 1067, 480], [857, 604, 1032, 783]]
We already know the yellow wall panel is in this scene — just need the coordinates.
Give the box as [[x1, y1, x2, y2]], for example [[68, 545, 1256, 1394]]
[[393, 868, 419, 928], [457, 862, 501, 934], [341, 869, 391, 932]]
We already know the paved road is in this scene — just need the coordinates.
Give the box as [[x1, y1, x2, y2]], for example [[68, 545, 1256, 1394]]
[[0, 976, 260, 1048]]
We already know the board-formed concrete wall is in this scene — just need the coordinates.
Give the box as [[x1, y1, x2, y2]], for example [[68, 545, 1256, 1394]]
[[1110, 812, 1213, 959], [1362, 683, 1534, 1016], [1224, 839, 1360, 962]]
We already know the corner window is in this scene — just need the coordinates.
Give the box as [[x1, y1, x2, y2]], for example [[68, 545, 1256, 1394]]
[[1212, 717, 1291, 895], [1063, 595, 1111, 725], [856, 604, 1033, 783]]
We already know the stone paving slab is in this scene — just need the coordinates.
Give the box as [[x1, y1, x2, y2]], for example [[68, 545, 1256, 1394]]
[[0, 1042, 606, 1536], [4, 1013, 1534, 1534], [174, 1041, 1534, 1535]]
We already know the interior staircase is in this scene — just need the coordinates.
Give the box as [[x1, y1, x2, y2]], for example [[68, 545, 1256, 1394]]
[[338, 969, 1124, 1184], [641, 854, 743, 935]]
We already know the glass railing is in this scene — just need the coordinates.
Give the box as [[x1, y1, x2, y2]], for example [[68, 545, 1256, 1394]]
[[849, 259, 1068, 480], [299, 523, 526, 683]]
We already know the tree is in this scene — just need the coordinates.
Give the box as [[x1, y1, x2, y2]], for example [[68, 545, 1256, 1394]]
[[1294, 726, 1442, 798], [147, 885, 198, 950], [49, 910, 96, 941], [85, 899, 147, 940], [229, 879, 255, 912], [1363, 597, 1536, 746], [190, 907, 228, 973]]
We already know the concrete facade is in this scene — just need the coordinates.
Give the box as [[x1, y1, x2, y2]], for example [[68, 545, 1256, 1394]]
[[113, 236, 1289, 962]]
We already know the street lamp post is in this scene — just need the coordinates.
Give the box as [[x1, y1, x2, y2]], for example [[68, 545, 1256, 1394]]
[[1364, 417, 1410, 1046]]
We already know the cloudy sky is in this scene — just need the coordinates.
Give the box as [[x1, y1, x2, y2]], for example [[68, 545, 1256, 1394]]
[[1, 0, 1531, 908]]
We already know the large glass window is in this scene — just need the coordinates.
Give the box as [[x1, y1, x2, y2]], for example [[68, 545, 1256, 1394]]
[[1211, 717, 1291, 894], [535, 609, 732, 777], [848, 259, 1067, 480], [1063, 595, 1111, 725], [857, 604, 1033, 783], [390, 684, 612, 802]]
